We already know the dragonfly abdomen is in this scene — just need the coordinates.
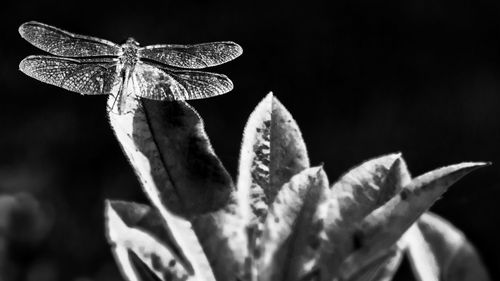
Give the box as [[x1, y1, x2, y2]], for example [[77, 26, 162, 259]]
[[114, 64, 135, 114]]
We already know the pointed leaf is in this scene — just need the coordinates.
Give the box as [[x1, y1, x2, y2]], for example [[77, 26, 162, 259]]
[[257, 166, 323, 281], [317, 154, 401, 280], [105, 200, 193, 281], [339, 162, 489, 279], [237, 92, 310, 221], [108, 96, 234, 215], [343, 156, 411, 281], [337, 157, 409, 281], [330, 153, 402, 225], [377, 157, 412, 205], [344, 155, 412, 280]]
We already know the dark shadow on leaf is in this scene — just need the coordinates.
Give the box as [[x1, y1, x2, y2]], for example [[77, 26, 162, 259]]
[[128, 250, 166, 281], [131, 99, 235, 215]]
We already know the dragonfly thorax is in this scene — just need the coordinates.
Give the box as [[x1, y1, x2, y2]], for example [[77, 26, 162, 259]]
[[120, 38, 139, 65]]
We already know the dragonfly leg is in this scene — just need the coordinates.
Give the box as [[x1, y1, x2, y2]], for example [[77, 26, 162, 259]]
[[106, 81, 123, 115]]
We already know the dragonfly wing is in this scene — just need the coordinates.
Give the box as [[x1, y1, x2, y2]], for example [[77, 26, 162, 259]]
[[138, 41, 242, 69], [133, 61, 233, 100], [20, 55, 120, 95], [19, 21, 120, 57]]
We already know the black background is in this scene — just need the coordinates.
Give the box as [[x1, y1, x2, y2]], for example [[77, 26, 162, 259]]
[[1, 0, 499, 280]]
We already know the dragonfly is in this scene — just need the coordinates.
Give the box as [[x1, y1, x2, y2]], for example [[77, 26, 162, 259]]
[[19, 21, 242, 114]]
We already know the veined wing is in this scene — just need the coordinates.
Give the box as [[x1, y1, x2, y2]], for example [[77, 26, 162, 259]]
[[19, 55, 120, 95], [19, 21, 120, 57], [138, 42, 242, 69], [133, 61, 233, 101]]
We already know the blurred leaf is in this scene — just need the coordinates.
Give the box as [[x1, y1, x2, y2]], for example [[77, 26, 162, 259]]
[[404, 212, 491, 281], [237, 92, 310, 221], [1, 193, 53, 244], [402, 224, 439, 281], [339, 162, 488, 279], [105, 200, 194, 281], [257, 166, 324, 281]]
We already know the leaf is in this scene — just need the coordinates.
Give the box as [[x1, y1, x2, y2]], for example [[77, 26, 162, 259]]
[[285, 168, 330, 281], [105, 200, 194, 281], [368, 248, 404, 281], [377, 156, 412, 205], [330, 153, 402, 225], [333, 156, 409, 280], [128, 251, 167, 281], [108, 96, 234, 215], [108, 96, 245, 281], [237, 92, 310, 221], [345, 247, 403, 281], [257, 166, 324, 281], [191, 205, 249, 281], [158, 203, 218, 281], [402, 224, 439, 281], [405, 212, 491, 281], [317, 154, 401, 280], [339, 162, 489, 279], [106, 200, 191, 266]]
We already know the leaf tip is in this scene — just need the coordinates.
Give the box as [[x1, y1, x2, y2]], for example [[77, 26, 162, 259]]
[[456, 161, 491, 171], [104, 199, 115, 218], [310, 164, 324, 174], [310, 165, 328, 185], [479, 161, 492, 167]]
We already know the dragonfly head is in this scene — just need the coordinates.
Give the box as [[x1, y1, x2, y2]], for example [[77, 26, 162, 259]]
[[125, 37, 140, 47]]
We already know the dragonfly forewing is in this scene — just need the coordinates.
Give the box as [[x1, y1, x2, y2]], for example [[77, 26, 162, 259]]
[[138, 41, 242, 69], [133, 61, 233, 101], [20, 55, 121, 95], [19, 21, 120, 57]]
